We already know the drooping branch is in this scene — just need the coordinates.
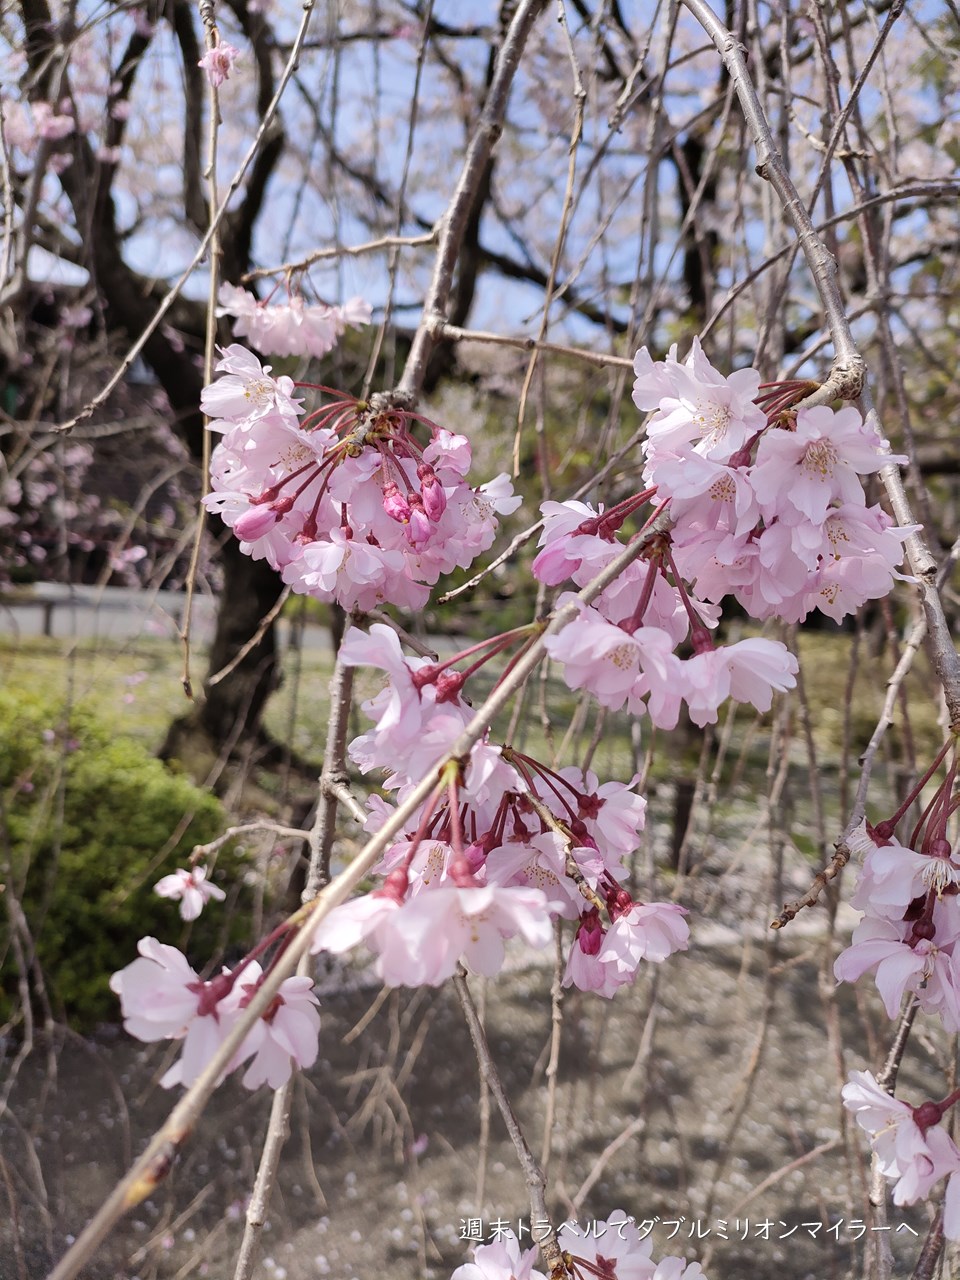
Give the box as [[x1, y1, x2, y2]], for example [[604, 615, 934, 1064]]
[[395, 0, 552, 400], [46, 506, 656, 1280], [680, 0, 864, 402], [681, 0, 960, 731]]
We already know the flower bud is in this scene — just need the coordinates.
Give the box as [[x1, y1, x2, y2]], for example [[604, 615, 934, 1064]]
[[417, 464, 446, 521], [234, 504, 282, 540], [382, 481, 412, 524]]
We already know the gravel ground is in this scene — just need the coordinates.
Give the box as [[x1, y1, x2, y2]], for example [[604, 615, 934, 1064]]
[[1, 793, 948, 1280]]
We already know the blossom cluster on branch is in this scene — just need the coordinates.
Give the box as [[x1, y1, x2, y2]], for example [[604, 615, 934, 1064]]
[[115, 336, 915, 1089], [201, 345, 520, 610], [109, 334, 919, 1279], [452, 1215, 705, 1280]]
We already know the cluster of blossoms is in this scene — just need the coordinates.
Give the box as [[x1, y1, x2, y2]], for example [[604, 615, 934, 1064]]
[[309, 624, 688, 996], [538, 340, 913, 728], [834, 749, 960, 1029], [111, 936, 320, 1091], [217, 284, 373, 359], [843, 1070, 960, 1237], [202, 346, 519, 610], [835, 751, 960, 1233], [451, 1216, 705, 1280]]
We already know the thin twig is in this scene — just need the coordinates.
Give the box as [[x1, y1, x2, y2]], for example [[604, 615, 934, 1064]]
[[515, 0, 587, 470], [394, 0, 551, 401], [190, 821, 311, 860], [303, 657, 354, 899], [206, 588, 292, 687], [681, 0, 863, 401], [231, 1075, 294, 1280], [431, 318, 635, 369], [242, 230, 437, 281], [55, 0, 317, 435], [453, 971, 564, 1277]]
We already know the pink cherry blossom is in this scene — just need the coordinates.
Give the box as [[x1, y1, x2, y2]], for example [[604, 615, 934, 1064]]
[[634, 337, 764, 463], [109, 937, 203, 1042], [842, 1070, 960, 1210], [33, 100, 75, 140], [203, 355, 519, 610], [230, 962, 321, 1090], [315, 883, 557, 987], [154, 865, 226, 920], [834, 915, 960, 1029], [543, 598, 682, 719], [198, 42, 241, 87], [648, 448, 759, 538], [216, 284, 371, 358], [200, 345, 302, 424], [450, 1231, 545, 1280], [679, 637, 798, 727], [557, 1210, 668, 1279], [110, 939, 241, 1089], [750, 405, 896, 524]]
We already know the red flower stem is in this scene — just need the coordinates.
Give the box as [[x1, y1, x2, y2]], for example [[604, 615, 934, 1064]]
[[619, 553, 663, 635], [890, 738, 955, 838], [300, 400, 361, 431], [295, 380, 357, 398], [446, 773, 466, 864]]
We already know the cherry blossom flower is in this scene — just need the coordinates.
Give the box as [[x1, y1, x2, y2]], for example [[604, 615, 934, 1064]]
[[200, 344, 302, 423], [750, 405, 896, 525], [216, 284, 371, 358], [109, 937, 204, 1043], [679, 637, 798, 727], [851, 837, 960, 920], [834, 914, 960, 1029], [450, 1231, 545, 1280], [202, 349, 519, 610], [557, 1210, 705, 1279], [842, 1070, 960, 1219], [313, 855, 559, 988], [198, 43, 241, 88], [230, 962, 321, 1090], [33, 100, 75, 140], [563, 911, 622, 996], [543, 598, 682, 720], [111, 939, 323, 1092], [154, 865, 226, 920], [604, 901, 690, 966], [110, 938, 241, 1088], [633, 337, 764, 464]]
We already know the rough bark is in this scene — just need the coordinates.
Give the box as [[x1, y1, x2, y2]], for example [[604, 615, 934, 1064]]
[[18, 0, 287, 769]]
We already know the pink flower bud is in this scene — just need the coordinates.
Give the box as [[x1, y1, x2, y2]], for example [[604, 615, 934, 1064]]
[[382, 481, 412, 524], [405, 496, 432, 546], [464, 841, 487, 875], [577, 910, 604, 956], [417, 464, 446, 521], [234, 504, 281, 540]]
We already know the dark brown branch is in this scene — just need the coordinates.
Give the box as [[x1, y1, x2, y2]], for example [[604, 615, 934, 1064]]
[[169, 0, 207, 234]]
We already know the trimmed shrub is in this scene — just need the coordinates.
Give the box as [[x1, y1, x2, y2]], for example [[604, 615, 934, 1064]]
[[0, 688, 245, 1029]]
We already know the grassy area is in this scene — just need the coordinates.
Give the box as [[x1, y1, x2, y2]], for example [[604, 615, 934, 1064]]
[[0, 619, 944, 819], [0, 634, 191, 751]]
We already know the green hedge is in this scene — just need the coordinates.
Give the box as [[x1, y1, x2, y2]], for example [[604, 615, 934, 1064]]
[[0, 689, 245, 1029]]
